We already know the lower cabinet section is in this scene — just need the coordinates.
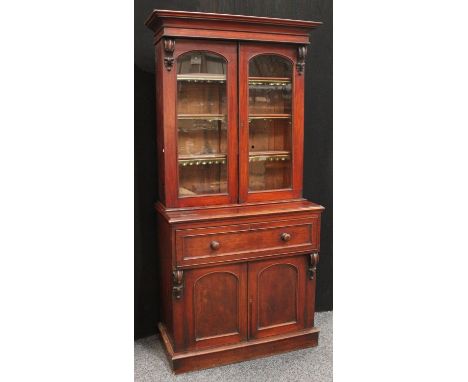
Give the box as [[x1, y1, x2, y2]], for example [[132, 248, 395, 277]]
[[175, 255, 316, 356]]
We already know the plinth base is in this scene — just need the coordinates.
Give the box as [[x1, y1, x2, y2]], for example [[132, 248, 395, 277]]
[[158, 322, 320, 374]]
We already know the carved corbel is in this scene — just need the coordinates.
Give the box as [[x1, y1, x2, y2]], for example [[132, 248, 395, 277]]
[[297, 45, 308, 75], [163, 38, 175, 71], [308, 252, 319, 280], [173, 270, 184, 299]]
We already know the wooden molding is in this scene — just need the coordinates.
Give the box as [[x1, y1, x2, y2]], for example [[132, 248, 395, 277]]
[[158, 322, 319, 374], [173, 270, 184, 299], [163, 38, 175, 71], [297, 45, 307, 75], [146, 9, 322, 30], [308, 252, 319, 280], [145, 9, 321, 45]]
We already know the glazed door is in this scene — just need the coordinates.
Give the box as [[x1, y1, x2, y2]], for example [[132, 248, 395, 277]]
[[248, 256, 310, 339], [239, 43, 304, 203], [183, 263, 248, 350], [164, 39, 238, 207]]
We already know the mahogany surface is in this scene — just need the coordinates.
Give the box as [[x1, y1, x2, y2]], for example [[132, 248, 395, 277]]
[[156, 199, 324, 223], [155, 39, 238, 207], [239, 43, 304, 203], [182, 263, 248, 350], [147, 9, 323, 374], [145, 9, 322, 45], [159, 322, 319, 374], [175, 217, 320, 267], [248, 256, 308, 339]]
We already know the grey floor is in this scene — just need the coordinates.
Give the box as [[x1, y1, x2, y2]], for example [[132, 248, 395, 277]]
[[134, 311, 332, 382]]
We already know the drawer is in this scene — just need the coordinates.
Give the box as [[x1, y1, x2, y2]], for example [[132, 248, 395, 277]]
[[175, 217, 320, 266]]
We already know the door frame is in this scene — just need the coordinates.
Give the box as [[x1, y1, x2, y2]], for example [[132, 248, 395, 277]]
[[238, 42, 304, 203], [163, 39, 239, 207]]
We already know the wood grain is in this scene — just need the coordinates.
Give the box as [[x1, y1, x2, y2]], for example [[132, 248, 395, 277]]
[[239, 42, 304, 203], [183, 263, 248, 350], [175, 218, 318, 267], [145, 9, 321, 46], [248, 256, 308, 339], [148, 10, 324, 374], [158, 322, 319, 374]]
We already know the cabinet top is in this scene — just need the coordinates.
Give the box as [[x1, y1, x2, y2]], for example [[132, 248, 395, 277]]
[[145, 9, 322, 45], [156, 200, 324, 224]]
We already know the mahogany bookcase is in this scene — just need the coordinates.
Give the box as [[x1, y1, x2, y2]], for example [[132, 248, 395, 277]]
[[145, 9, 324, 373]]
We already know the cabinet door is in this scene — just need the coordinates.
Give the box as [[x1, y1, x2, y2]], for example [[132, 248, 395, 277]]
[[248, 256, 309, 339], [183, 263, 248, 349], [239, 43, 304, 203], [161, 39, 238, 207]]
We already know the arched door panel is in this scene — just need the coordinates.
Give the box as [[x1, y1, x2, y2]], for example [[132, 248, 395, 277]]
[[159, 39, 238, 207], [183, 263, 248, 349], [239, 43, 304, 203], [248, 256, 308, 339]]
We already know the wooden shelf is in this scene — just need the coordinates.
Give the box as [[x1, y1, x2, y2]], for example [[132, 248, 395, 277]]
[[178, 154, 227, 166], [249, 77, 291, 85], [249, 114, 291, 120], [178, 114, 225, 121], [249, 151, 291, 162], [177, 73, 226, 82]]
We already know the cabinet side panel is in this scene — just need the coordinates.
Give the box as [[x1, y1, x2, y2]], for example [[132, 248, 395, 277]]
[[155, 41, 166, 204], [292, 59, 304, 193], [305, 263, 317, 327], [156, 39, 178, 207], [156, 212, 174, 339], [306, 212, 322, 326]]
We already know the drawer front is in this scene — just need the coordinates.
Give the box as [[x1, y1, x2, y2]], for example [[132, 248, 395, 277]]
[[175, 217, 320, 266]]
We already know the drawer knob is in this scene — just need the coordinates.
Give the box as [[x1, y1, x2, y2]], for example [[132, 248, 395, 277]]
[[281, 233, 291, 242], [210, 240, 220, 250]]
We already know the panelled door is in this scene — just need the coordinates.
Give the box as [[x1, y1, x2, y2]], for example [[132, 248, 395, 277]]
[[163, 39, 238, 207], [183, 263, 248, 350], [182, 256, 314, 347], [248, 256, 309, 339], [239, 43, 305, 203], [162, 40, 304, 206]]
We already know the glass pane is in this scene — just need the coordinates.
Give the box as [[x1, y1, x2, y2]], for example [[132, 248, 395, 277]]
[[248, 55, 292, 191], [177, 52, 227, 196]]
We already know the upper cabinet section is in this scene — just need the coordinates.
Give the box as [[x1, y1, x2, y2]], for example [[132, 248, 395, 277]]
[[147, 10, 320, 208]]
